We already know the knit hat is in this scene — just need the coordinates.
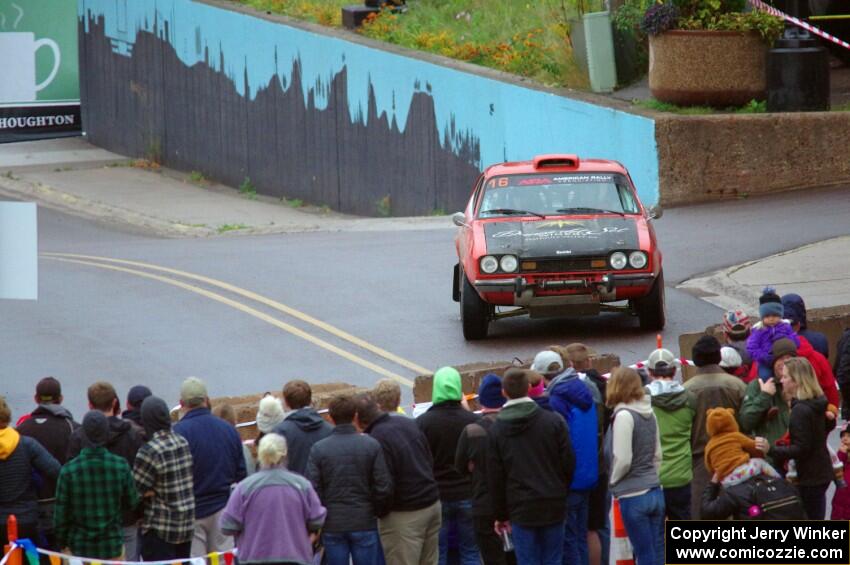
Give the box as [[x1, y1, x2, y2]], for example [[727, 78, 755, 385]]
[[141, 396, 172, 437], [719, 346, 743, 369], [723, 309, 751, 338], [759, 287, 783, 319], [432, 367, 462, 404], [478, 374, 505, 409], [704, 407, 750, 480], [647, 348, 676, 373], [771, 337, 798, 360], [692, 335, 722, 367], [530, 350, 564, 375], [781, 293, 807, 327], [81, 411, 110, 448], [256, 395, 285, 433], [127, 385, 152, 408], [35, 377, 62, 403]]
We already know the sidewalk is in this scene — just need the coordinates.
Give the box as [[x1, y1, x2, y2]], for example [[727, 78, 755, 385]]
[[678, 236, 850, 314], [0, 137, 453, 237], [2, 137, 849, 313]]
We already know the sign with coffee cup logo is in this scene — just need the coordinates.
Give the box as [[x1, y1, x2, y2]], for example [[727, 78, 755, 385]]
[[0, 0, 80, 142]]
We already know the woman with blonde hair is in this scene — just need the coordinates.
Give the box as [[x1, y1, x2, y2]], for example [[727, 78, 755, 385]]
[[767, 357, 835, 519], [605, 367, 664, 565], [219, 433, 326, 564]]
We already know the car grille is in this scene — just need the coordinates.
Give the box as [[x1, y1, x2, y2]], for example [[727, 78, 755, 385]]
[[521, 257, 607, 273]]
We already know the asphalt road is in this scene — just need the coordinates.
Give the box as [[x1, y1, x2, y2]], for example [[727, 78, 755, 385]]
[[2, 185, 850, 420]]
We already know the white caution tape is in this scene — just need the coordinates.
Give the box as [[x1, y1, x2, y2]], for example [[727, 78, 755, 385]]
[[749, 0, 850, 50]]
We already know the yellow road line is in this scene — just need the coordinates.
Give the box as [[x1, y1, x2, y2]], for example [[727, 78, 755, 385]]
[[45, 256, 415, 388], [42, 252, 433, 376]]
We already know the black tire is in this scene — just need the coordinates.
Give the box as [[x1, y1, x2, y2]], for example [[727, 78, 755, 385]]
[[460, 271, 490, 340], [636, 271, 666, 331]]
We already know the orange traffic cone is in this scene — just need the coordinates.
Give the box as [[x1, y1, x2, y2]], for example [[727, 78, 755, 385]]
[[3, 515, 22, 565], [610, 498, 635, 565]]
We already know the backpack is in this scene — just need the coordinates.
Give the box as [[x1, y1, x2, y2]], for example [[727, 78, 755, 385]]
[[746, 475, 806, 519]]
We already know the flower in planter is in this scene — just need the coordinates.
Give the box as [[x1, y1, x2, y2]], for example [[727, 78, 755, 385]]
[[638, 0, 783, 40], [640, 3, 680, 35]]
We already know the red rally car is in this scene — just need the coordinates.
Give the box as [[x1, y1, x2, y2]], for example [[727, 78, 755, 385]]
[[452, 154, 665, 340]]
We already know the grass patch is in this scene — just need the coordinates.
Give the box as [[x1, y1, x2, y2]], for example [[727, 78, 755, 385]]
[[3, 170, 18, 180], [234, 0, 590, 89], [239, 176, 257, 199], [833, 101, 850, 112], [633, 98, 767, 115], [281, 196, 304, 208], [189, 170, 208, 185], [376, 194, 392, 217], [217, 223, 249, 233]]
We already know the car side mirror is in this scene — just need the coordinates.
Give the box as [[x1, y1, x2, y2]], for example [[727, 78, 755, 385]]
[[648, 205, 663, 220], [452, 212, 468, 227]]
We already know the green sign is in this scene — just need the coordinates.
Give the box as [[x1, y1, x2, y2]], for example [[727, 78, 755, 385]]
[[0, 0, 80, 140]]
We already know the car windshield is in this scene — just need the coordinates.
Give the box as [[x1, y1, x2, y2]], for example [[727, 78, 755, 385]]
[[478, 173, 639, 218]]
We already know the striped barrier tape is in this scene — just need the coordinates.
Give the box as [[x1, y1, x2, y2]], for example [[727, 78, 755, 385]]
[[1, 542, 236, 565], [748, 0, 850, 50]]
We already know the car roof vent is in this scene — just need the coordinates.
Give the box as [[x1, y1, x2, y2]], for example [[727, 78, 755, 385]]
[[533, 154, 580, 170]]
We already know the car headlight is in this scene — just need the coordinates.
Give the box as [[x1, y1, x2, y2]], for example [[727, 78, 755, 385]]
[[629, 251, 648, 269], [480, 255, 499, 274], [499, 255, 518, 273], [610, 252, 627, 270]]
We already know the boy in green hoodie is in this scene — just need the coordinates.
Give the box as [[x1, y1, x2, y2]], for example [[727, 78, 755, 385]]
[[645, 349, 696, 520], [417, 366, 481, 564]]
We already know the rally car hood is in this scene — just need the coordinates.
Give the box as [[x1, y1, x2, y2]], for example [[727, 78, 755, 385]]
[[482, 216, 640, 257]]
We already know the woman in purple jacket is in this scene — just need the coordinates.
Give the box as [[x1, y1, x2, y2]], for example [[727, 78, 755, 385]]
[[220, 433, 326, 565]]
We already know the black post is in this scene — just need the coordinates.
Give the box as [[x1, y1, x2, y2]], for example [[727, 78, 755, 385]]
[[766, 0, 830, 111]]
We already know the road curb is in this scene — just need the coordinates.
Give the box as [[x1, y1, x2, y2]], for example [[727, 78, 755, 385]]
[[0, 173, 218, 238]]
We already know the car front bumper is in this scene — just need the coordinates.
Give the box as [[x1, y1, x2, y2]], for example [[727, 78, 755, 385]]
[[473, 272, 656, 316]]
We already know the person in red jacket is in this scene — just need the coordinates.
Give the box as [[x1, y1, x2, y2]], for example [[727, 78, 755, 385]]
[[747, 336, 839, 409]]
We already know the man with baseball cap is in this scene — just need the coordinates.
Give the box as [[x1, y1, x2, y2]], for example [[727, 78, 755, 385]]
[[646, 348, 695, 520], [17, 376, 79, 551], [173, 377, 246, 556]]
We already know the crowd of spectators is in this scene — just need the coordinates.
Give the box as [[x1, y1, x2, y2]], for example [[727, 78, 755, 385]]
[[2, 289, 850, 565]]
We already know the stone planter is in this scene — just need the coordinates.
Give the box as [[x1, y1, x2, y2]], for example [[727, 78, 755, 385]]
[[649, 30, 768, 106]]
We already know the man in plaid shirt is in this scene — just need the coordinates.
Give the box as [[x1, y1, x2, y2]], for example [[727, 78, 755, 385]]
[[54, 411, 140, 559], [133, 395, 196, 560]]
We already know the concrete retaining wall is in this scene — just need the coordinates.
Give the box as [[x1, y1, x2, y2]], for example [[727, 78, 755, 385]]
[[77, 0, 659, 216], [655, 113, 850, 206]]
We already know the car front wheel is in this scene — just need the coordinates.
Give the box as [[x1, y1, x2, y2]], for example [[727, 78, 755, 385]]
[[460, 270, 490, 340], [635, 270, 666, 331]]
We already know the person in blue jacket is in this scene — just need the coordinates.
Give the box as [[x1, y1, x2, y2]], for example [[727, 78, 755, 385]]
[[549, 376, 598, 565]]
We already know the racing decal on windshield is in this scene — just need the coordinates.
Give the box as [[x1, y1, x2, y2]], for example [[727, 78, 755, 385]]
[[488, 173, 618, 187]]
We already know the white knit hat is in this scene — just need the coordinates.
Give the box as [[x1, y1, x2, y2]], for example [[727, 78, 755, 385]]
[[256, 395, 285, 433], [719, 346, 743, 369]]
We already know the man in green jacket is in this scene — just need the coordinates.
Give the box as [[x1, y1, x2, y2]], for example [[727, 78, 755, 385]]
[[738, 352, 792, 464], [646, 348, 696, 520]]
